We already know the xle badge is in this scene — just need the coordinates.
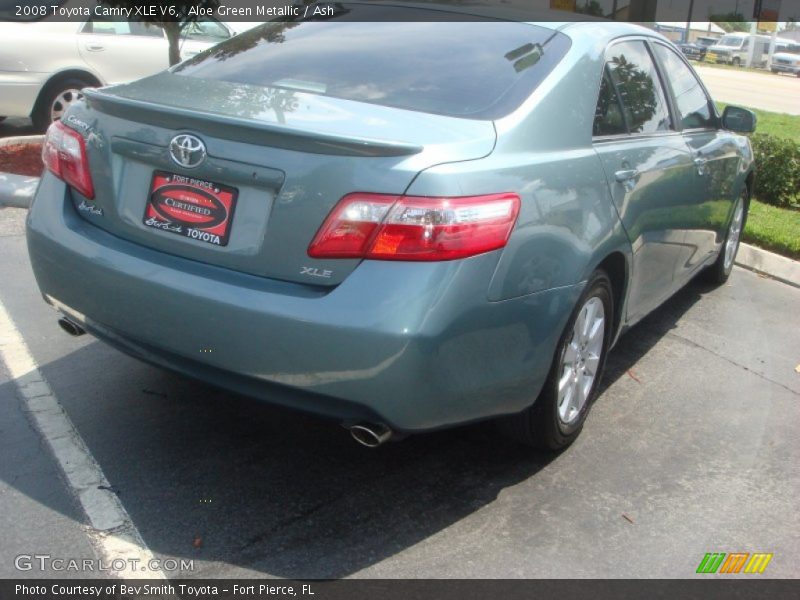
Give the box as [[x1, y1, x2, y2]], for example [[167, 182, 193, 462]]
[[300, 267, 333, 279]]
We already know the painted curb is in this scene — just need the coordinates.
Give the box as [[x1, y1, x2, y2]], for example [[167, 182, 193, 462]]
[[735, 243, 800, 289], [0, 134, 44, 148], [0, 136, 43, 209]]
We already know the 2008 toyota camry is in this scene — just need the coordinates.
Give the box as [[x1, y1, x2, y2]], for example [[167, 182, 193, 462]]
[[26, 4, 756, 449]]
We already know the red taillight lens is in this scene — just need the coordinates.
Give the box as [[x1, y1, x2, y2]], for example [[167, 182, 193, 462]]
[[42, 120, 94, 199], [308, 192, 520, 261], [308, 193, 399, 258]]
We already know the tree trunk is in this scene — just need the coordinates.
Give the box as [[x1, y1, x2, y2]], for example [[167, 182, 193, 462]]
[[164, 23, 182, 66]]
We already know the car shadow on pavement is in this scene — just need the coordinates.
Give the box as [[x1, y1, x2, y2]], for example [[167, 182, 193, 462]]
[[600, 276, 721, 396], [1, 276, 717, 579]]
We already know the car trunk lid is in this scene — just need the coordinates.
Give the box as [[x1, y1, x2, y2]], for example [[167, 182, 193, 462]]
[[69, 73, 496, 286]]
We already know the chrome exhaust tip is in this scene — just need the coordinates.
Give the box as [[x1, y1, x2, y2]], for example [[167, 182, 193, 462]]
[[57, 317, 85, 337], [350, 422, 393, 448]]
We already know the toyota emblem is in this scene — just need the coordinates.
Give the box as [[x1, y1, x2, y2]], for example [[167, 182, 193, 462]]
[[169, 134, 206, 169]]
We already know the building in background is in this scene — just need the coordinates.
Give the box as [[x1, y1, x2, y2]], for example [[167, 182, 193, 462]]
[[654, 21, 725, 43]]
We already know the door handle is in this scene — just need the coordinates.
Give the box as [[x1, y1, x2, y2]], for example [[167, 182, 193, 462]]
[[693, 156, 709, 175], [85, 44, 105, 51], [614, 169, 640, 182]]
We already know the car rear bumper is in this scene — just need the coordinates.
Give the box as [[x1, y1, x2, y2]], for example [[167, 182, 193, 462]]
[[26, 176, 581, 431]]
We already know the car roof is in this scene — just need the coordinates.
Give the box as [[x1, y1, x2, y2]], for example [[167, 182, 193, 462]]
[[321, 2, 666, 45]]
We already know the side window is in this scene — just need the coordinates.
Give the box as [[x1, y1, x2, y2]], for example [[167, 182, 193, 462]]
[[593, 68, 627, 136], [81, 20, 132, 35], [605, 41, 672, 135], [82, 18, 162, 37], [129, 22, 164, 38], [182, 20, 231, 43], [653, 44, 715, 130]]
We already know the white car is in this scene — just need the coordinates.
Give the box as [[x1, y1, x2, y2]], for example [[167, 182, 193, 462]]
[[771, 46, 800, 77], [0, 18, 233, 130]]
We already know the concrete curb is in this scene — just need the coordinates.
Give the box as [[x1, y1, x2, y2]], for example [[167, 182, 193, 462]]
[[735, 243, 800, 289], [0, 136, 43, 209], [0, 134, 44, 148], [0, 173, 39, 209]]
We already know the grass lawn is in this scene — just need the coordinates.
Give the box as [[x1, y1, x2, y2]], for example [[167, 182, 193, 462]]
[[711, 104, 800, 259], [744, 199, 800, 260]]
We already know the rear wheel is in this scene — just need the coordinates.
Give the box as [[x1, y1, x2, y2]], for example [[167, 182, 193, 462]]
[[498, 270, 613, 450], [732, 57, 741, 67], [704, 189, 747, 285], [32, 77, 93, 132]]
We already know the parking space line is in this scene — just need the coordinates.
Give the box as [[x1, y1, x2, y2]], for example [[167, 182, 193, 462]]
[[0, 299, 167, 580]]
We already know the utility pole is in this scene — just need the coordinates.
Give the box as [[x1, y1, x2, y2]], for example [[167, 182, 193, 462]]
[[746, 20, 757, 68], [684, 0, 695, 43]]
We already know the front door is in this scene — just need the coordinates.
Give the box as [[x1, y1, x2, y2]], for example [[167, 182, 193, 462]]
[[651, 42, 743, 280], [592, 40, 697, 322]]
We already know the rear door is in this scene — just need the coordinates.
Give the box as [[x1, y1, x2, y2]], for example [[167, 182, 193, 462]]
[[592, 39, 697, 322], [78, 19, 168, 84], [651, 42, 742, 280]]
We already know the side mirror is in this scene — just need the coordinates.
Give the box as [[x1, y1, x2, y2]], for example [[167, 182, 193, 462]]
[[722, 106, 757, 133]]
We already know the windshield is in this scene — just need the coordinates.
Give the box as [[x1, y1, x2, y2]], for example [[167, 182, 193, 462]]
[[716, 35, 744, 48], [173, 7, 571, 120]]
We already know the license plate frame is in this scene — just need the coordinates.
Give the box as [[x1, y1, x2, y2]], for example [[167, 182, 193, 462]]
[[143, 171, 238, 247]]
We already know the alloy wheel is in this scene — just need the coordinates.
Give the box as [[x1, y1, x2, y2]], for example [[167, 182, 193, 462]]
[[50, 88, 84, 122], [557, 296, 605, 425], [723, 195, 745, 272]]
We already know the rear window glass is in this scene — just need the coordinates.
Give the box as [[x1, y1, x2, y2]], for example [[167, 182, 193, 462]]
[[172, 11, 570, 120]]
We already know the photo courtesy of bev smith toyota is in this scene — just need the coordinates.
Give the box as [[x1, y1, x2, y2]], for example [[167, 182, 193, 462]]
[[23, 0, 758, 451]]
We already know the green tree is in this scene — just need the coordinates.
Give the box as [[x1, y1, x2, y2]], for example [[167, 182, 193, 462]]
[[576, 1, 604, 17], [710, 13, 748, 33]]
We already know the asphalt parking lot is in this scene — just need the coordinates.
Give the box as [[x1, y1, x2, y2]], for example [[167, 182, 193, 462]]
[[0, 205, 798, 578]]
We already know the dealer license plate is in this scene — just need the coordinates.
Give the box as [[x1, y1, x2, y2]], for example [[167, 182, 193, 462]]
[[143, 171, 238, 247]]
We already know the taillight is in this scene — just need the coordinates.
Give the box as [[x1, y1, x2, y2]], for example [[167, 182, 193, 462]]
[[308, 192, 520, 261], [42, 120, 94, 199]]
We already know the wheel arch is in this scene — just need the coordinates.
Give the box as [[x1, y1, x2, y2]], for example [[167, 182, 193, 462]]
[[30, 69, 103, 119], [591, 250, 629, 345]]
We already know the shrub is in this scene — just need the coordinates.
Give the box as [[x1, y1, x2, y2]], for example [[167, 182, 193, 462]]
[[750, 133, 800, 208]]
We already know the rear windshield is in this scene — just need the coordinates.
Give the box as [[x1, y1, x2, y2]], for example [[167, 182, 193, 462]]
[[173, 11, 570, 120]]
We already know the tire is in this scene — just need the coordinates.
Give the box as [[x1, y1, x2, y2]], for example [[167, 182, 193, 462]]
[[32, 77, 93, 132], [732, 57, 741, 67], [498, 270, 614, 450], [704, 188, 748, 285]]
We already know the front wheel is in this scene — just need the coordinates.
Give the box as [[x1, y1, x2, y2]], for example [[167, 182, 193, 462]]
[[732, 57, 741, 67], [704, 190, 747, 285], [497, 270, 613, 450]]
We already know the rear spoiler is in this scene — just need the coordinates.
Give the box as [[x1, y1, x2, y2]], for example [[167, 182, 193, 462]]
[[83, 88, 423, 158]]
